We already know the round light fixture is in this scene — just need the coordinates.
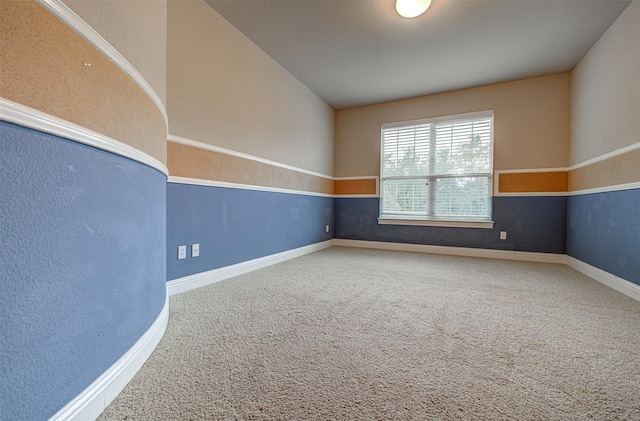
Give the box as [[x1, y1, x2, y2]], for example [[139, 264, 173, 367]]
[[396, 0, 432, 18]]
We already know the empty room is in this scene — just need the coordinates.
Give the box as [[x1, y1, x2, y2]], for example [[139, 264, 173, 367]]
[[1, 0, 638, 419]]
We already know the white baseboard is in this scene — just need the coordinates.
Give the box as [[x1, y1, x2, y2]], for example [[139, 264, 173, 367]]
[[167, 240, 334, 296], [48, 240, 638, 421], [334, 239, 639, 303], [50, 241, 332, 420], [333, 239, 567, 264], [566, 256, 640, 302], [49, 294, 170, 421]]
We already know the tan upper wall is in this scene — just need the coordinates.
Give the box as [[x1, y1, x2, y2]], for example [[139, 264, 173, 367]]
[[1, 0, 167, 165], [570, 0, 639, 166], [335, 73, 570, 177], [63, 0, 168, 107], [167, 0, 335, 177]]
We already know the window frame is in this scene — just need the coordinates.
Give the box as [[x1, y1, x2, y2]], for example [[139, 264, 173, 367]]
[[378, 110, 495, 229]]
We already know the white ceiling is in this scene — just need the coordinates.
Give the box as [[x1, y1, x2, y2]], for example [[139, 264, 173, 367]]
[[205, 0, 631, 110]]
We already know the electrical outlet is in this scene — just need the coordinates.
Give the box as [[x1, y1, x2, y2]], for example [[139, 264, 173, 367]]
[[325, 225, 330, 233], [191, 243, 200, 257], [178, 245, 187, 260], [500, 231, 507, 240]]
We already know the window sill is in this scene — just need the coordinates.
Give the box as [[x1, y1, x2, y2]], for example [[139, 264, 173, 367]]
[[378, 218, 495, 229]]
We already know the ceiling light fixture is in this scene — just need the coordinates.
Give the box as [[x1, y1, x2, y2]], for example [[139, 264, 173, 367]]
[[396, 0, 432, 18]]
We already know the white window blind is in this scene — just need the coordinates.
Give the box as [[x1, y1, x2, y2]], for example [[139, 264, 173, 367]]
[[380, 111, 493, 222]]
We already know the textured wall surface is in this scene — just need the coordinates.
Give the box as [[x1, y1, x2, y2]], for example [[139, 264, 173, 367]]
[[167, 0, 334, 176], [335, 73, 570, 177], [0, 122, 167, 420], [168, 142, 334, 195], [63, 0, 168, 106], [567, 0, 639, 285], [568, 148, 640, 192], [570, 0, 639, 165], [167, 183, 334, 281], [0, 0, 167, 164], [567, 190, 640, 285], [335, 197, 567, 254]]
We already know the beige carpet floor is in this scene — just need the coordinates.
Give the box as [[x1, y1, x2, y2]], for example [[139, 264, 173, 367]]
[[99, 247, 640, 420]]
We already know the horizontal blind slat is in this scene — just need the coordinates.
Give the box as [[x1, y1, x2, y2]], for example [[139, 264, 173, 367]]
[[381, 111, 493, 220]]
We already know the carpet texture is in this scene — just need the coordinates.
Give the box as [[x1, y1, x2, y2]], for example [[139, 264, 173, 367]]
[[99, 247, 640, 420]]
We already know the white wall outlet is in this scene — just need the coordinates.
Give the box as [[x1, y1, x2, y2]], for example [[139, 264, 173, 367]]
[[191, 243, 200, 257], [325, 225, 330, 233], [178, 245, 187, 260], [500, 231, 507, 240]]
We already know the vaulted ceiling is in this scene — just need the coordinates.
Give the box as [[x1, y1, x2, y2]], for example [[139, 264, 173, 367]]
[[205, 0, 631, 109]]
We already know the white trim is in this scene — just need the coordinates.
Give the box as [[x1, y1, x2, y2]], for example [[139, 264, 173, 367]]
[[494, 167, 569, 174], [337, 194, 380, 198], [167, 176, 333, 198], [48, 294, 169, 421], [378, 218, 495, 229], [492, 182, 640, 197], [167, 240, 333, 296], [36, 0, 168, 133], [166, 137, 386, 197], [492, 140, 640, 174], [334, 176, 378, 180], [331, 176, 629, 198], [0, 98, 168, 176], [566, 256, 640, 303], [569, 141, 640, 171], [44, 247, 639, 421], [357, 139, 640, 198], [333, 239, 567, 264], [567, 182, 640, 196], [493, 192, 568, 197], [494, 163, 640, 197], [333, 240, 639, 303], [169, 174, 385, 198], [168, 134, 333, 180]]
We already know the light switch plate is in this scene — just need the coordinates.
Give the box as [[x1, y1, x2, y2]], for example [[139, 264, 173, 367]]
[[178, 245, 187, 260], [191, 243, 200, 257]]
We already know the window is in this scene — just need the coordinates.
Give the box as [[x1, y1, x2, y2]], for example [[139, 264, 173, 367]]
[[379, 110, 494, 228]]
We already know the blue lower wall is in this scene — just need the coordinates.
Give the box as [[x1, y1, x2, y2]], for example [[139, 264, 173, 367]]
[[166, 183, 334, 281], [0, 121, 167, 420], [567, 189, 640, 286], [335, 196, 567, 254], [2, 115, 635, 419]]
